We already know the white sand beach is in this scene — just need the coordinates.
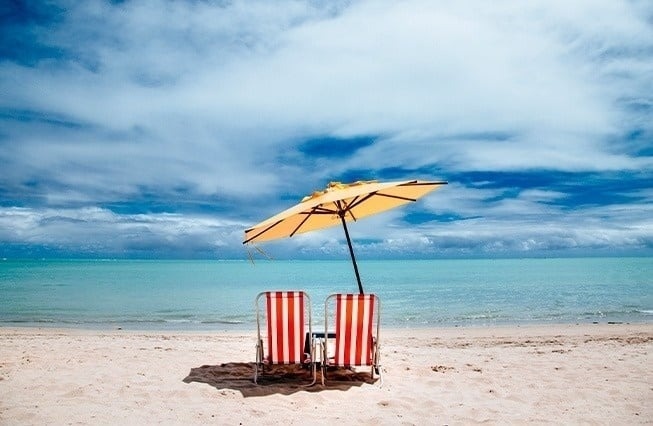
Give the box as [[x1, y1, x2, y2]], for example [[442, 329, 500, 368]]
[[1, 324, 651, 425]]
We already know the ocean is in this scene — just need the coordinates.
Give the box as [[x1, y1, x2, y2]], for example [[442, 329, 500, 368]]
[[1, 258, 651, 330]]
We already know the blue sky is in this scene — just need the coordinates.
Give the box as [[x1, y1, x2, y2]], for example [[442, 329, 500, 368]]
[[1, 0, 652, 259]]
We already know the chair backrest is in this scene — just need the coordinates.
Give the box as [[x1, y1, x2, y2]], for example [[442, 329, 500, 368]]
[[260, 291, 309, 364], [331, 293, 379, 367]]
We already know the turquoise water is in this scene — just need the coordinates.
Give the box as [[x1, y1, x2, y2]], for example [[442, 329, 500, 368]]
[[0, 258, 651, 329]]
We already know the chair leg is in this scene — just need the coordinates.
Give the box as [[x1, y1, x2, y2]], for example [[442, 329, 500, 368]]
[[254, 340, 263, 384], [307, 358, 317, 387], [320, 339, 327, 386], [376, 365, 383, 387], [303, 339, 317, 387], [373, 344, 382, 386]]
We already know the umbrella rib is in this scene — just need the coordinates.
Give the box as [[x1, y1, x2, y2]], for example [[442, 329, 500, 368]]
[[243, 219, 284, 244], [290, 206, 321, 237], [346, 191, 416, 211], [345, 193, 373, 211], [306, 206, 337, 215], [344, 191, 421, 216], [399, 180, 448, 187], [375, 193, 417, 202]]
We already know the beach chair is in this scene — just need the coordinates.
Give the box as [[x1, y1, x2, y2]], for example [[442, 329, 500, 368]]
[[254, 291, 316, 385], [321, 293, 381, 385]]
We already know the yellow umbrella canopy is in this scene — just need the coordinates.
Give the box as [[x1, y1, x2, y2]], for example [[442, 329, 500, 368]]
[[243, 179, 448, 293]]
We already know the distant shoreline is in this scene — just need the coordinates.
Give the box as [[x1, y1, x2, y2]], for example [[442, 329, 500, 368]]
[[2, 319, 652, 333], [2, 255, 652, 261]]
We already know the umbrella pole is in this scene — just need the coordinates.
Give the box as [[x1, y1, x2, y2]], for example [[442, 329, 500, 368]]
[[339, 214, 364, 294]]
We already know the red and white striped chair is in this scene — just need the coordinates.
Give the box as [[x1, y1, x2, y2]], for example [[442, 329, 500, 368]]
[[322, 293, 381, 385], [254, 291, 316, 385]]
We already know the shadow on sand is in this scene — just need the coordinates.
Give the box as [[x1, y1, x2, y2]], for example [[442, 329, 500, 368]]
[[183, 362, 377, 397]]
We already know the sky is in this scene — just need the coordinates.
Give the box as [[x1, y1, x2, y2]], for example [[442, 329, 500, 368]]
[[1, 0, 652, 260]]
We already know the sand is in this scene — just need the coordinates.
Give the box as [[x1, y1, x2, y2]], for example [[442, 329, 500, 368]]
[[1, 324, 651, 425]]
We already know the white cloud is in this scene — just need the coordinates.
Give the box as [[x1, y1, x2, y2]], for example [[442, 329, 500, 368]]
[[4, 1, 651, 177], [0, 207, 245, 257]]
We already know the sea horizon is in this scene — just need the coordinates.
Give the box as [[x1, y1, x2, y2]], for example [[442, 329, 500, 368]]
[[3, 253, 651, 261]]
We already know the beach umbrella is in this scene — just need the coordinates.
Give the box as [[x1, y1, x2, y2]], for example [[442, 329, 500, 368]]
[[243, 179, 447, 294]]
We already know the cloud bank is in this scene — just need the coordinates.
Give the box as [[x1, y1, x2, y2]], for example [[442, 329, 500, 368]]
[[1, 0, 652, 258]]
